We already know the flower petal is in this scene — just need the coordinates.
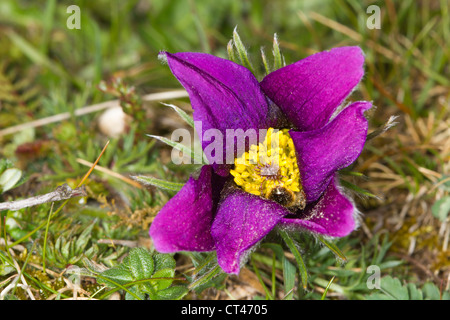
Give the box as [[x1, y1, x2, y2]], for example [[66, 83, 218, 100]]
[[149, 165, 217, 252], [163, 52, 281, 176], [290, 101, 371, 202], [211, 187, 290, 274], [260, 47, 365, 131], [279, 176, 356, 237]]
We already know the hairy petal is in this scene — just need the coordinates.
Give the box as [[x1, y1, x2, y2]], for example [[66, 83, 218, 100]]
[[290, 101, 372, 202], [211, 187, 290, 274], [261, 46, 365, 131], [162, 52, 280, 176], [149, 166, 216, 252], [279, 176, 356, 237]]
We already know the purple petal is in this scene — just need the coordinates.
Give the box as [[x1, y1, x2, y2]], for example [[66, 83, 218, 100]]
[[290, 101, 371, 202], [280, 176, 356, 237], [149, 165, 216, 252], [162, 52, 281, 176], [260, 47, 365, 131], [211, 187, 290, 274]]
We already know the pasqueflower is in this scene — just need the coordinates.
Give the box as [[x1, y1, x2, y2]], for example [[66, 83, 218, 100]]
[[150, 47, 371, 274]]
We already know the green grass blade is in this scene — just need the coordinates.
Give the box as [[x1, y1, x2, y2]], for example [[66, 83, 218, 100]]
[[321, 276, 336, 300], [272, 33, 283, 70], [260, 47, 270, 75], [227, 40, 238, 63], [278, 229, 308, 289], [232, 27, 256, 75], [147, 134, 204, 164], [160, 102, 195, 128], [251, 255, 274, 300], [317, 236, 347, 262], [132, 175, 184, 191]]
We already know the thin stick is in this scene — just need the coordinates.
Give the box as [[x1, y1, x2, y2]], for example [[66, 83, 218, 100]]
[[76, 140, 110, 188], [0, 89, 188, 137], [76, 158, 143, 189], [0, 184, 87, 212], [5, 140, 110, 249]]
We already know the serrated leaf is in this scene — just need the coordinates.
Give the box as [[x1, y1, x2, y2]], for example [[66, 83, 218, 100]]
[[407, 283, 423, 300], [100, 266, 134, 286], [367, 276, 409, 300], [431, 197, 450, 222], [132, 175, 184, 191], [422, 283, 441, 300], [155, 286, 188, 300], [151, 268, 175, 291], [125, 286, 146, 301], [128, 248, 154, 281], [153, 253, 176, 272]]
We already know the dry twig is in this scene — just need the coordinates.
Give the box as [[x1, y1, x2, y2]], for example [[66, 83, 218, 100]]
[[0, 184, 87, 211]]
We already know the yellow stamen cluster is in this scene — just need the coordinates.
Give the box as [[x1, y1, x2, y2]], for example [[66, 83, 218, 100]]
[[230, 128, 302, 198]]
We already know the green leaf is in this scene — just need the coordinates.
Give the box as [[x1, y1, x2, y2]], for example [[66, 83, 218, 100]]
[[340, 179, 380, 199], [407, 283, 423, 300], [153, 253, 176, 271], [100, 266, 134, 287], [147, 134, 204, 164], [128, 248, 154, 281], [132, 175, 184, 191], [155, 286, 189, 300], [125, 286, 146, 301], [278, 229, 308, 289], [227, 40, 237, 63], [260, 243, 295, 299], [188, 264, 222, 290], [379, 276, 409, 300], [260, 47, 270, 75], [0, 168, 22, 193], [282, 254, 296, 300], [232, 27, 256, 75], [272, 33, 283, 70], [431, 196, 450, 222], [321, 276, 336, 300], [151, 268, 175, 291], [316, 236, 347, 262], [161, 102, 194, 128], [366, 276, 412, 300], [422, 283, 441, 300], [74, 221, 95, 254]]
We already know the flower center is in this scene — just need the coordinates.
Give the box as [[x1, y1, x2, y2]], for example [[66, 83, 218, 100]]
[[230, 128, 306, 210]]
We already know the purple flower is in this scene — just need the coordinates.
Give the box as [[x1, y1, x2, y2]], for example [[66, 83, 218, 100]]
[[150, 47, 371, 274]]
